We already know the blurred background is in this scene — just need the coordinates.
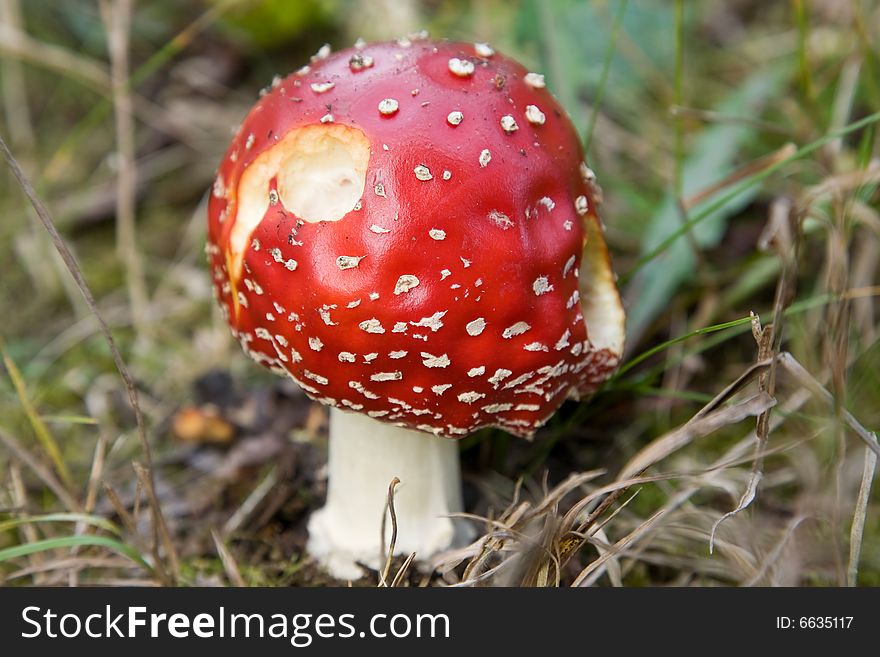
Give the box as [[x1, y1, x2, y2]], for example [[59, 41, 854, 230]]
[[1, 0, 878, 586]]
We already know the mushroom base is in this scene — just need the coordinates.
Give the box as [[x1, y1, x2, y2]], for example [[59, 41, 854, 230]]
[[307, 408, 467, 580]]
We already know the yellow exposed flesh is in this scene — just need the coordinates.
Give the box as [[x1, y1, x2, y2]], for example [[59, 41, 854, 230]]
[[228, 124, 370, 284]]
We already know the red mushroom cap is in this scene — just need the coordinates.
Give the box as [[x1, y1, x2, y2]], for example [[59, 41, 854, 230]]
[[207, 38, 624, 439]]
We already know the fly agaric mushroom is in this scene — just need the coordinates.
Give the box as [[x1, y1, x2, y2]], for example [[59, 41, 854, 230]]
[[207, 37, 625, 579]]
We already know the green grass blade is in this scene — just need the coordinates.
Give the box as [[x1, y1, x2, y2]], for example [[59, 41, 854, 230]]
[[0, 512, 122, 536], [612, 315, 753, 381], [0, 340, 72, 487], [0, 535, 151, 571], [613, 291, 842, 388], [623, 109, 880, 285], [583, 0, 629, 153], [40, 414, 99, 425]]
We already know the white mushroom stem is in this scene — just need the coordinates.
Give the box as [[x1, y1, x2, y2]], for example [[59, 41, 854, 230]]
[[307, 407, 465, 580]]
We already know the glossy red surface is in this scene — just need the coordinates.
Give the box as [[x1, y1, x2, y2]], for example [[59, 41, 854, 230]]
[[207, 38, 621, 438]]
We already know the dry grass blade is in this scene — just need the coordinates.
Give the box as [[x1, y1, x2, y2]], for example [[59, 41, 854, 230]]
[[529, 470, 605, 517], [584, 527, 622, 587], [70, 434, 109, 586], [389, 552, 416, 588], [133, 462, 178, 584], [620, 392, 777, 481], [572, 435, 775, 587], [457, 517, 531, 583], [211, 529, 245, 587], [99, 0, 149, 331], [848, 444, 877, 586], [515, 516, 564, 587], [379, 476, 401, 587], [0, 21, 111, 92], [5, 556, 133, 583], [0, 0, 34, 151], [692, 357, 777, 420], [669, 105, 793, 136], [440, 472, 613, 586], [102, 483, 136, 536], [743, 515, 809, 586], [709, 471, 761, 555], [778, 353, 880, 457], [8, 464, 44, 584], [683, 143, 797, 210], [451, 560, 516, 587], [576, 436, 777, 587], [0, 136, 176, 580], [710, 200, 796, 551], [798, 162, 880, 209], [458, 532, 512, 583], [423, 369, 816, 586], [572, 509, 665, 587], [445, 511, 536, 540], [573, 490, 643, 587], [0, 427, 80, 511], [223, 466, 278, 536], [83, 435, 108, 515], [552, 476, 646, 574], [469, 473, 606, 585]]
